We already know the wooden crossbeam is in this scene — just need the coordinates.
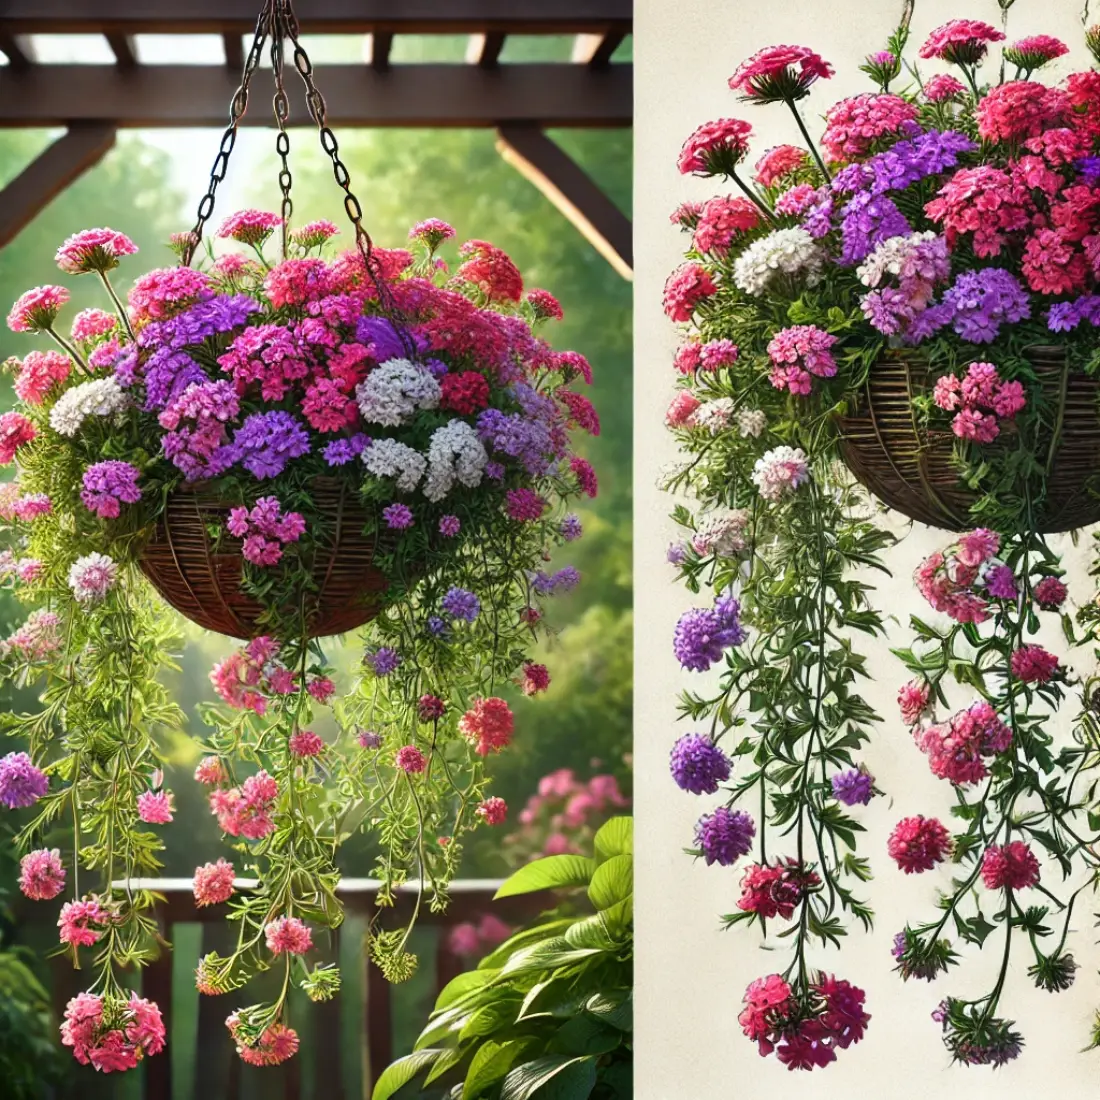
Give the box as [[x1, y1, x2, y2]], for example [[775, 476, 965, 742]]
[[495, 124, 632, 280], [0, 32, 35, 70], [222, 32, 244, 70], [0, 0, 631, 35], [365, 31, 393, 71], [572, 31, 626, 67], [0, 63, 632, 128], [105, 32, 137, 69], [0, 124, 118, 248], [465, 32, 506, 68]]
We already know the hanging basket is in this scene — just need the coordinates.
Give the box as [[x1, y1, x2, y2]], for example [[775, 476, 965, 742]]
[[138, 478, 390, 639], [836, 347, 1100, 533]]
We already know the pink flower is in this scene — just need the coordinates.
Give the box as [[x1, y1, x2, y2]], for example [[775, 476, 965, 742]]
[[137, 790, 174, 824], [477, 796, 508, 825], [194, 756, 227, 786], [1034, 576, 1068, 611], [692, 196, 761, 254], [677, 118, 753, 176], [977, 81, 1070, 144], [418, 694, 446, 722], [887, 816, 951, 873], [1022, 228, 1087, 296], [128, 267, 213, 323], [306, 677, 335, 704], [505, 487, 546, 523], [663, 263, 717, 322], [1010, 645, 1059, 684], [665, 391, 701, 428], [288, 730, 324, 757], [408, 218, 455, 247], [193, 859, 235, 907], [477, 914, 512, 946], [210, 770, 278, 839], [775, 183, 821, 216], [767, 325, 837, 395], [753, 145, 809, 187], [1004, 35, 1068, 69], [59, 898, 109, 947], [61, 992, 165, 1073], [448, 922, 480, 956], [729, 45, 833, 102], [923, 74, 966, 103], [981, 841, 1040, 891], [924, 166, 1034, 257], [897, 680, 930, 726], [264, 258, 329, 308], [952, 408, 999, 443], [265, 916, 313, 955], [738, 974, 793, 1043], [290, 219, 339, 247], [459, 697, 515, 756], [15, 558, 44, 583], [821, 94, 919, 163], [227, 1015, 299, 1066], [55, 227, 137, 275], [217, 209, 283, 246], [19, 848, 65, 900], [0, 412, 37, 464], [395, 745, 427, 774], [915, 701, 1011, 786], [456, 239, 524, 302], [520, 661, 551, 696], [7, 285, 69, 333], [919, 19, 1005, 64], [526, 289, 564, 321], [14, 349, 71, 404]]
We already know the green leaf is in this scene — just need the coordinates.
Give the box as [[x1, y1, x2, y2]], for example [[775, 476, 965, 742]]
[[372, 1049, 445, 1100], [549, 1014, 623, 1057], [464, 1039, 531, 1098], [586, 991, 632, 1032], [593, 817, 633, 863], [424, 1048, 465, 1086], [498, 941, 603, 979], [587, 855, 632, 912], [564, 914, 617, 951], [500, 1055, 597, 1100], [495, 856, 595, 899], [434, 968, 495, 1011]]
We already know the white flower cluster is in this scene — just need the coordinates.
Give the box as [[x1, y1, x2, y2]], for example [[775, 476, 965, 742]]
[[48, 378, 130, 437], [736, 408, 767, 438], [692, 398, 736, 436], [423, 420, 487, 502], [732, 227, 824, 297], [67, 551, 119, 605], [692, 509, 751, 557], [361, 438, 426, 492], [856, 230, 938, 288], [751, 446, 811, 502], [355, 358, 441, 427]]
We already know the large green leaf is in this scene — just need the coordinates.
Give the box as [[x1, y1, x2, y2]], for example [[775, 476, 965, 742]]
[[564, 914, 617, 951], [586, 991, 632, 1032], [500, 1055, 597, 1100], [593, 817, 633, 863], [434, 968, 497, 1010], [549, 1014, 624, 1057], [459, 999, 523, 1042], [372, 1049, 445, 1100], [463, 1039, 533, 1098], [424, 1048, 465, 1085], [587, 855, 632, 912], [477, 920, 575, 971], [495, 856, 595, 898], [498, 940, 603, 978]]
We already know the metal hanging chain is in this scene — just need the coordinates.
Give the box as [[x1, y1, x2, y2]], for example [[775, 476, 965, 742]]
[[270, 2, 294, 259], [181, 1, 275, 266]]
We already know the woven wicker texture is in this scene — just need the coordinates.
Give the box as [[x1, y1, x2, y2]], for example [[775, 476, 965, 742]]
[[138, 479, 388, 639], [837, 348, 1100, 533]]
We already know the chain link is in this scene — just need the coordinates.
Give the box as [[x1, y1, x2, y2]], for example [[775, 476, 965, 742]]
[[270, 0, 294, 259]]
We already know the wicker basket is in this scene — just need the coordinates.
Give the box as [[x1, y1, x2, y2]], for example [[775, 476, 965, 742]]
[[836, 347, 1100, 533], [138, 478, 390, 639]]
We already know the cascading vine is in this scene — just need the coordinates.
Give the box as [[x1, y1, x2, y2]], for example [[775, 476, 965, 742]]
[[0, 21, 599, 1067], [662, 2, 1100, 1073]]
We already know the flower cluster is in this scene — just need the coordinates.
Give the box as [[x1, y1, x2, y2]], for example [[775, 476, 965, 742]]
[[932, 361, 1026, 443]]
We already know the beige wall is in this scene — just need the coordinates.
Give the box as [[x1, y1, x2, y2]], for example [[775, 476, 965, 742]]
[[633, 1, 1100, 1095]]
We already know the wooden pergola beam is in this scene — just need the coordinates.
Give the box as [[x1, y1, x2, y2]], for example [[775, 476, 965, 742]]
[[365, 31, 393, 72], [0, 63, 632, 128], [105, 32, 137, 70], [572, 31, 626, 67], [465, 32, 506, 68], [495, 123, 632, 280], [0, 124, 118, 248], [0, 0, 631, 35], [222, 32, 243, 70], [0, 32, 35, 70]]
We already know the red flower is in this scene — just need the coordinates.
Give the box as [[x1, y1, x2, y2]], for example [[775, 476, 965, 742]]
[[887, 815, 951, 874], [440, 370, 491, 415], [981, 841, 1040, 891]]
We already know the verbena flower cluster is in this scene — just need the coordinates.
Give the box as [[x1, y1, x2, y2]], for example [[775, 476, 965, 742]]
[[0, 214, 596, 1071], [664, 10, 1100, 1071]]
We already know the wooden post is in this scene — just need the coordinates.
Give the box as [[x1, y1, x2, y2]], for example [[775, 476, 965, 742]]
[[365, 960, 392, 1089]]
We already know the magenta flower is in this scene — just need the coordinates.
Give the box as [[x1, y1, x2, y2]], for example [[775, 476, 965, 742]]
[[729, 44, 834, 103], [7, 285, 69, 333], [677, 118, 754, 176], [55, 227, 138, 275]]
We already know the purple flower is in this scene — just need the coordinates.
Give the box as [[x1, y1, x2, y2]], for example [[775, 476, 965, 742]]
[[1077, 156, 1100, 187], [670, 733, 732, 794], [1047, 296, 1100, 332], [228, 411, 311, 478], [667, 542, 688, 566], [357, 729, 382, 749], [383, 503, 413, 530], [839, 191, 911, 264], [477, 409, 558, 477], [984, 564, 1018, 600], [441, 586, 480, 622], [355, 317, 426, 362], [831, 768, 874, 806], [673, 597, 746, 672], [81, 460, 142, 519], [369, 647, 401, 676], [0, 752, 48, 809], [484, 461, 505, 480], [694, 806, 755, 866], [426, 616, 447, 636], [941, 269, 1031, 344], [322, 434, 369, 466], [439, 514, 461, 537], [532, 566, 581, 596], [142, 348, 209, 410], [560, 514, 583, 542]]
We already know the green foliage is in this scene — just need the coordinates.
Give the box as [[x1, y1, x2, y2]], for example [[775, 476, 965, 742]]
[[0, 948, 65, 1099], [374, 817, 632, 1100]]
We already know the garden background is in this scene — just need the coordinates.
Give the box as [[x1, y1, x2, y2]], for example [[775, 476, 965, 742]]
[[0, 31, 631, 1099]]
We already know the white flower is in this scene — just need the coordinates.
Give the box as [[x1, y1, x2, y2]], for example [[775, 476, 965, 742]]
[[736, 408, 767, 438], [692, 398, 736, 436], [751, 446, 810, 501], [732, 227, 824, 297], [423, 420, 488, 502], [354, 358, 441, 427], [48, 378, 130, 437], [692, 509, 751, 557], [361, 438, 426, 492], [68, 551, 119, 604], [856, 230, 938, 288]]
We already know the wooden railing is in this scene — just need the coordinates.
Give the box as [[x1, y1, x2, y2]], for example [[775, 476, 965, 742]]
[[42, 878, 545, 1100]]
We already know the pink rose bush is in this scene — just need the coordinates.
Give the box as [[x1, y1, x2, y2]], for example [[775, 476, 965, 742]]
[[664, 9, 1100, 1070]]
